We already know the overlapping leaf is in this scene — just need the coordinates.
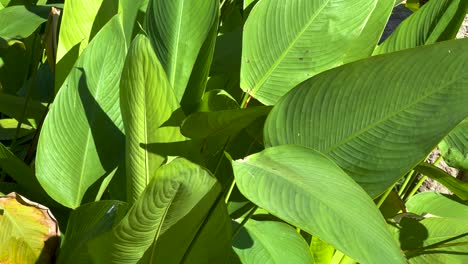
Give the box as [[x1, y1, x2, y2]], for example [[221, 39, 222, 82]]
[[120, 33, 186, 203], [0, 5, 49, 44], [145, 0, 218, 103], [264, 39, 468, 198], [415, 163, 468, 200], [36, 16, 126, 208], [233, 145, 406, 263], [240, 0, 378, 105], [89, 158, 225, 264], [439, 119, 468, 170], [232, 220, 313, 263], [375, 0, 468, 55], [406, 192, 468, 219]]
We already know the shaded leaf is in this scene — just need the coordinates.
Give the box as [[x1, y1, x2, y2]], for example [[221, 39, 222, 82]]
[[0, 93, 47, 128], [439, 119, 468, 170], [36, 16, 126, 208], [0, 118, 34, 140], [406, 192, 468, 219], [0, 5, 49, 44]]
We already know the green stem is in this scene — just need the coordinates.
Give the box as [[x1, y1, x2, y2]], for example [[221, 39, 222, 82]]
[[225, 179, 236, 203], [232, 205, 258, 239], [404, 175, 427, 201], [240, 92, 252, 109], [376, 185, 394, 208], [398, 170, 416, 196]]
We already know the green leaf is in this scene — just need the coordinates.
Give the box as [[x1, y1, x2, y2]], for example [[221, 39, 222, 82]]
[[89, 158, 224, 264], [120, 33, 186, 203], [211, 29, 242, 76], [390, 216, 468, 263], [0, 93, 47, 128], [0, 118, 34, 140], [343, 0, 394, 63], [0, 5, 49, 44], [375, 0, 468, 55], [311, 237, 334, 264], [240, 0, 379, 105], [232, 145, 406, 263], [415, 163, 468, 201], [0, 193, 60, 264], [232, 219, 314, 263], [196, 89, 239, 112], [181, 106, 271, 139], [57, 201, 128, 264], [439, 119, 468, 170], [406, 192, 468, 219], [55, 0, 119, 91], [36, 16, 126, 208], [119, 0, 143, 46], [264, 39, 468, 198], [145, 0, 218, 103]]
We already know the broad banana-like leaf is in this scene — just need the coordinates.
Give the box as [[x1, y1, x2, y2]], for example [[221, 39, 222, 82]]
[[119, 0, 143, 46], [57, 201, 128, 264], [145, 0, 218, 103], [415, 163, 468, 201], [0, 5, 50, 44], [0, 193, 60, 264], [88, 158, 225, 264], [343, 0, 394, 63], [181, 106, 271, 139], [240, 0, 378, 105], [232, 219, 313, 263], [55, 0, 119, 90], [232, 145, 406, 264], [406, 192, 468, 219], [390, 216, 468, 263], [264, 39, 468, 198], [439, 119, 468, 170], [375, 0, 468, 55], [36, 16, 126, 208], [120, 33, 185, 203]]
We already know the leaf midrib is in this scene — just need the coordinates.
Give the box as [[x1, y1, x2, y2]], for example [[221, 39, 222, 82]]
[[323, 76, 464, 154], [249, 0, 331, 95]]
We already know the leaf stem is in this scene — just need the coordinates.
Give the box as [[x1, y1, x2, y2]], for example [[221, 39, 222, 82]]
[[232, 205, 258, 239]]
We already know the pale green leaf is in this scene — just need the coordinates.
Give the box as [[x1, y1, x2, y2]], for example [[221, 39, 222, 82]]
[[232, 145, 406, 263], [232, 219, 314, 263], [89, 158, 223, 264], [415, 163, 468, 201], [375, 0, 468, 55], [145, 0, 218, 102], [406, 192, 468, 219], [439, 119, 468, 170], [36, 16, 126, 208], [264, 39, 468, 198], [240, 0, 379, 105], [120, 33, 186, 203]]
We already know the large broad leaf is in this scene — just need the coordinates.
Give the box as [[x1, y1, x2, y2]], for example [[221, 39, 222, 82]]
[[390, 216, 468, 263], [232, 219, 313, 263], [264, 39, 468, 198], [88, 158, 226, 264], [439, 119, 468, 170], [232, 145, 406, 263], [36, 16, 126, 208], [55, 0, 119, 91], [181, 106, 271, 139], [343, 0, 394, 63], [0, 193, 60, 264], [406, 192, 468, 219], [119, 0, 143, 46], [120, 33, 185, 203], [415, 163, 468, 201], [145, 0, 218, 103], [375, 0, 468, 55], [240, 0, 378, 105], [0, 5, 49, 45], [57, 201, 128, 264]]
